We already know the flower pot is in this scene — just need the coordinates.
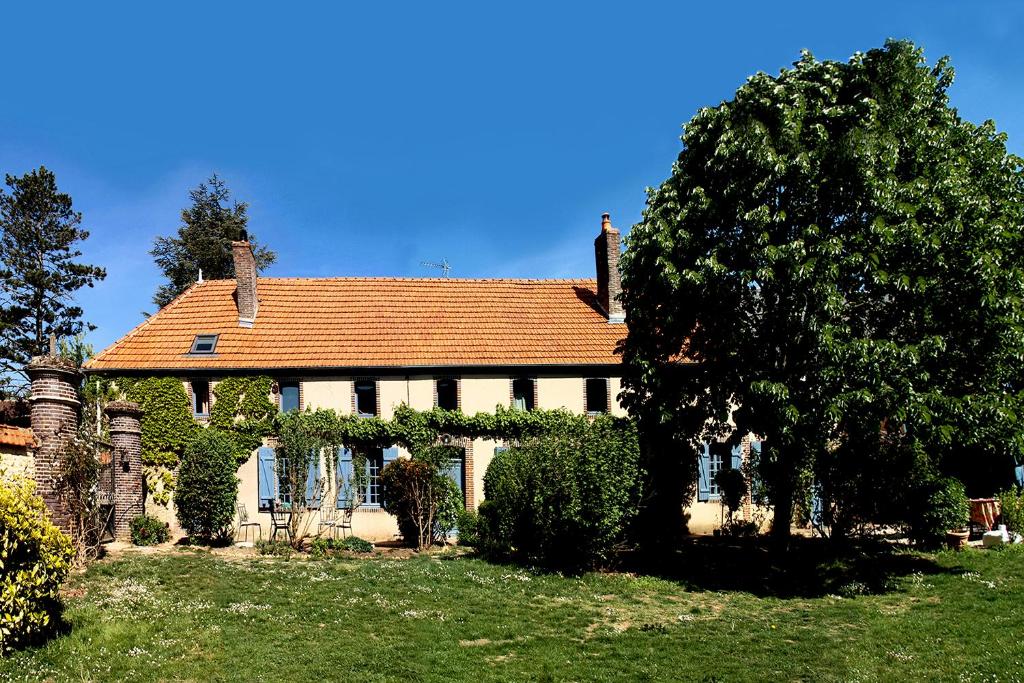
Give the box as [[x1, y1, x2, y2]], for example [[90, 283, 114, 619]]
[[945, 529, 970, 550]]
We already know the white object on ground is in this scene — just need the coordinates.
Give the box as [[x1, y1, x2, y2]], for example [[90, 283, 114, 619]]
[[982, 530, 1008, 547]]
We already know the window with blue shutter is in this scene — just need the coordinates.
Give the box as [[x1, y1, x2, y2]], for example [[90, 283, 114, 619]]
[[280, 382, 300, 413], [1016, 463, 1024, 488], [257, 446, 276, 511], [305, 452, 321, 509], [697, 443, 711, 502], [336, 448, 354, 509]]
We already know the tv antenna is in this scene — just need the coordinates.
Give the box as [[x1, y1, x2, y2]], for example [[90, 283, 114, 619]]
[[421, 258, 452, 278]]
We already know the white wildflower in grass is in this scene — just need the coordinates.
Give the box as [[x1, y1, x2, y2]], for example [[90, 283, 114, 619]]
[[225, 601, 272, 615]]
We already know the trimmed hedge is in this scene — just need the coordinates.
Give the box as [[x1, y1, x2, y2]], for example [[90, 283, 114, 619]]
[[478, 416, 643, 570], [0, 475, 74, 653], [174, 430, 240, 544]]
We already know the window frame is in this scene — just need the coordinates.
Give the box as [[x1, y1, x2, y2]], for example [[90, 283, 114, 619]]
[[435, 378, 459, 411], [354, 380, 378, 418], [708, 443, 730, 499], [188, 334, 219, 355], [584, 377, 610, 415], [511, 377, 536, 411], [360, 448, 384, 507], [191, 380, 211, 418]]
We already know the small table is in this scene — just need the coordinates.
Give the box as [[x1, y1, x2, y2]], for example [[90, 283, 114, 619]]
[[969, 498, 1001, 532]]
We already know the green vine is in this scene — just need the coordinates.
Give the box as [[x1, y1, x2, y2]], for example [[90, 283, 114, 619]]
[[210, 376, 277, 464], [120, 377, 198, 468], [278, 403, 626, 453]]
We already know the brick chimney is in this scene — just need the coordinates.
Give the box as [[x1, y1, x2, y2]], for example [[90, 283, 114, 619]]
[[232, 239, 258, 327], [594, 212, 625, 323]]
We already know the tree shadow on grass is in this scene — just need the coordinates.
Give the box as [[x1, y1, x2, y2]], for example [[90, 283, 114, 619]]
[[621, 535, 960, 599]]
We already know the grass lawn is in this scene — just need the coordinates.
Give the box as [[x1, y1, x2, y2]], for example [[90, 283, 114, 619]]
[[2, 542, 1024, 682]]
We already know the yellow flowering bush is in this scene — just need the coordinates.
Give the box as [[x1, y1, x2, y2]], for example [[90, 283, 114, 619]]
[[0, 474, 74, 654]]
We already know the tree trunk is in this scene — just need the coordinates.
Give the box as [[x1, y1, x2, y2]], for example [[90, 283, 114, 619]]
[[770, 452, 794, 551], [636, 425, 689, 559]]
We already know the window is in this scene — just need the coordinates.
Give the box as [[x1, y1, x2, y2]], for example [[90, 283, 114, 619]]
[[708, 443, 730, 498], [436, 378, 458, 411], [585, 378, 609, 414], [512, 378, 535, 411], [191, 380, 210, 417], [189, 334, 219, 354], [361, 448, 384, 505], [279, 382, 300, 413], [355, 380, 377, 417]]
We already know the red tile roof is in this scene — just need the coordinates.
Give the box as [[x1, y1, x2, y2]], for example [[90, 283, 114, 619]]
[[0, 425, 35, 449], [85, 278, 626, 372]]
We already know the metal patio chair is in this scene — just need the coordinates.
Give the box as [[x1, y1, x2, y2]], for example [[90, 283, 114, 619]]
[[269, 503, 292, 543], [337, 504, 354, 539], [236, 502, 263, 544], [318, 506, 339, 539]]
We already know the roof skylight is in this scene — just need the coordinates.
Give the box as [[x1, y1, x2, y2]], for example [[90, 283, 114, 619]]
[[189, 334, 219, 355]]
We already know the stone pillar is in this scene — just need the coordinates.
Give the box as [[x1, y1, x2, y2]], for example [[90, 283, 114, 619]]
[[28, 356, 83, 533], [105, 400, 144, 540]]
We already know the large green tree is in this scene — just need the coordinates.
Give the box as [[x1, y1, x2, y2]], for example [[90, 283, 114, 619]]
[[620, 41, 1024, 545], [0, 167, 106, 388], [150, 175, 275, 309]]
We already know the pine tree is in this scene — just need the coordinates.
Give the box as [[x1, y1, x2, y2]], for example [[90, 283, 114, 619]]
[[150, 175, 276, 309], [0, 166, 106, 389]]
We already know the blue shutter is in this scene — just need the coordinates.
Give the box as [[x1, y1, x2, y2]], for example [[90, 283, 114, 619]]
[[1015, 464, 1023, 488], [731, 444, 743, 470], [258, 446, 276, 511], [383, 446, 399, 468], [305, 451, 321, 509], [444, 449, 465, 495], [336, 448, 353, 509], [749, 440, 762, 461], [494, 446, 509, 456], [697, 443, 711, 502]]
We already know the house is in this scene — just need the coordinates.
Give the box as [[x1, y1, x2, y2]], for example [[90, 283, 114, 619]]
[[0, 424, 36, 478], [85, 214, 750, 539]]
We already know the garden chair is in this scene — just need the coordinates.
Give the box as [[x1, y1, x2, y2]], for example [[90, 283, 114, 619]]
[[318, 506, 339, 539], [269, 503, 292, 543], [337, 504, 354, 539], [236, 502, 263, 544]]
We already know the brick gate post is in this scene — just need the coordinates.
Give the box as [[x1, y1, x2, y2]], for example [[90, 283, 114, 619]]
[[104, 400, 145, 540], [27, 356, 82, 534]]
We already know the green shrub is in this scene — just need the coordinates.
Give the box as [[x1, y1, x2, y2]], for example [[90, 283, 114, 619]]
[[129, 515, 169, 546], [380, 446, 464, 549], [456, 508, 480, 547], [174, 429, 240, 544], [309, 536, 374, 556], [255, 539, 293, 557], [435, 475, 464, 541], [479, 417, 643, 570], [0, 475, 75, 653], [997, 488, 1024, 533], [908, 476, 970, 546]]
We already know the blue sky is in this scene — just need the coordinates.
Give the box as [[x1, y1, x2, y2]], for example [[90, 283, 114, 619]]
[[2, 2, 1023, 353]]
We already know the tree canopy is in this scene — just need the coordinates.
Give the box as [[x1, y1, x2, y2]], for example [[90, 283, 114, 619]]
[[0, 167, 105, 392], [620, 40, 1024, 542], [150, 175, 275, 309]]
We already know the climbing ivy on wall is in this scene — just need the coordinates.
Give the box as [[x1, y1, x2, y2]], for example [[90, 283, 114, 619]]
[[119, 377, 198, 467], [209, 376, 277, 464], [281, 403, 625, 453]]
